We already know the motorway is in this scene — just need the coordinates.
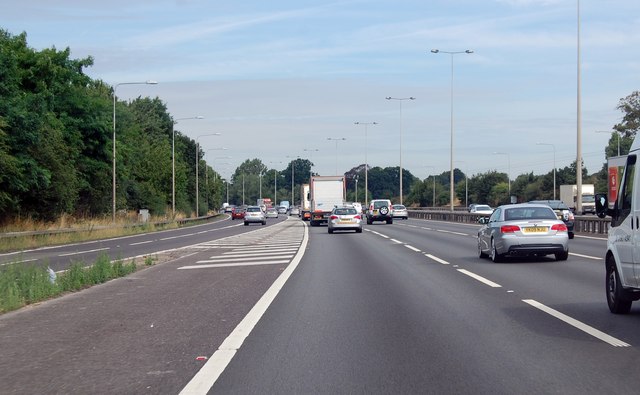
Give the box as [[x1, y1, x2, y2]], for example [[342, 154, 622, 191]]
[[2, 215, 640, 394]]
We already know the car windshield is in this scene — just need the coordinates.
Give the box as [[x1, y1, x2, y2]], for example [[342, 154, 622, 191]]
[[504, 207, 556, 220]]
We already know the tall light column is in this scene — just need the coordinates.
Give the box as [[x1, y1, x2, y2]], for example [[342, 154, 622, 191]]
[[431, 49, 473, 211], [195, 134, 222, 217], [270, 161, 282, 205], [112, 80, 157, 222], [536, 142, 556, 200], [385, 97, 415, 205], [327, 138, 346, 175], [172, 116, 203, 217], [576, 0, 583, 215], [493, 152, 511, 198], [354, 121, 378, 205]]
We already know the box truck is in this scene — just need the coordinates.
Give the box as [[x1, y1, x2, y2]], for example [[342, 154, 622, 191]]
[[309, 176, 345, 226], [559, 184, 595, 215]]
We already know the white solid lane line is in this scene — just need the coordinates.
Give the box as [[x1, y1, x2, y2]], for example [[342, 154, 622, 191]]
[[522, 299, 630, 347], [457, 269, 502, 288], [58, 247, 109, 257], [197, 255, 294, 263]]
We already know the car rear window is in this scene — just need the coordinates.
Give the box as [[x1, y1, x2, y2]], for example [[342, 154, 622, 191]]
[[392, 205, 405, 209], [373, 201, 389, 209], [335, 208, 357, 215], [246, 207, 261, 212], [505, 207, 556, 220]]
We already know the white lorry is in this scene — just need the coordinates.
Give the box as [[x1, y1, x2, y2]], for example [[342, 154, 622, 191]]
[[309, 176, 345, 226], [596, 138, 640, 314], [300, 184, 310, 221], [559, 184, 596, 215]]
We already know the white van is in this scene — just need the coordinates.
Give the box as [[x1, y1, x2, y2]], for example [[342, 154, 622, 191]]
[[596, 137, 640, 314]]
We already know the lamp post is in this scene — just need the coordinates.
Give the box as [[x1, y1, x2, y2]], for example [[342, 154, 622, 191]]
[[286, 156, 300, 205], [431, 48, 473, 211], [596, 130, 621, 157], [304, 148, 319, 182], [493, 152, 511, 198], [195, 134, 222, 216], [354, 121, 378, 205], [385, 97, 415, 205], [327, 138, 346, 175], [536, 142, 557, 200], [112, 80, 157, 222], [172, 116, 203, 217], [355, 175, 359, 202], [270, 161, 282, 205], [576, 0, 583, 215]]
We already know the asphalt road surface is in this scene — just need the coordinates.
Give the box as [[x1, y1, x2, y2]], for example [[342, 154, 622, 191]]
[[2, 216, 640, 394]]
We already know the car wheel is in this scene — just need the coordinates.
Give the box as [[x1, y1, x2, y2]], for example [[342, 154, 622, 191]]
[[555, 250, 569, 261], [379, 206, 389, 215], [568, 232, 574, 239], [478, 239, 488, 259], [366, 218, 372, 225], [387, 218, 393, 225], [328, 228, 333, 234], [244, 222, 248, 226], [262, 221, 266, 225], [356, 228, 363, 233], [606, 256, 633, 314], [490, 238, 503, 263]]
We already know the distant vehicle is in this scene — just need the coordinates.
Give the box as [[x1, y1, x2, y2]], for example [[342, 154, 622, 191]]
[[477, 203, 569, 262], [528, 200, 575, 239], [468, 204, 477, 212], [257, 198, 272, 208], [300, 184, 310, 220], [277, 206, 288, 214], [559, 184, 596, 214], [469, 204, 493, 215], [279, 200, 290, 211], [309, 176, 346, 226], [391, 204, 408, 220], [266, 207, 279, 218], [289, 206, 300, 216], [328, 206, 363, 234], [244, 206, 266, 226], [345, 202, 363, 215], [367, 199, 393, 224], [231, 207, 245, 220], [224, 205, 235, 213]]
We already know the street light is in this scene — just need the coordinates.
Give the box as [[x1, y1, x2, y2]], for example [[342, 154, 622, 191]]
[[493, 152, 511, 197], [304, 148, 319, 182], [195, 134, 223, 216], [270, 161, 282, 204], [536, 142, 557, 200], [354, 121, 378, 204], [385, 97, 415, 205], [431, 48, 473, 211], [327, 137, 346, 176], [172, 116, 203, 217], [286, 156, 300, 205], [112, 80, 158, 222], [596, 130, 621, 157]]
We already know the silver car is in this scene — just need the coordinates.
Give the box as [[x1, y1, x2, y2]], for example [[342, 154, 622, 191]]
[[477, 203, 569, 262], [265, 207, 279, 218], [328, 206, 363, 234], [392, 204, 408, 220], [244, 206, 266, 226]]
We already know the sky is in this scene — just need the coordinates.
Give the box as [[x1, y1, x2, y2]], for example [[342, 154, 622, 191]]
[[3, 0, 639, 181]]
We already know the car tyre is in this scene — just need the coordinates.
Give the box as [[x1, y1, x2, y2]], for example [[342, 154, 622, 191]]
[[386, 218, 393, 225], [262, 221, 266, 225], [478, 239, 488, 259], [555, 250, 569, 261], [490, 238, 503, 263], [606, 256, 633, 314], [568, 232, 574, 239], [244, 222, 248, 226], [356, 228, 363, 233], [379, 206, 389, 215], [328, 228, 333, 234]]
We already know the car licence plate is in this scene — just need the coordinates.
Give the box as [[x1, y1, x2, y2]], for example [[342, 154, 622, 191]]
[[339, 219, 353, 223], [523, 226, 548, 233]]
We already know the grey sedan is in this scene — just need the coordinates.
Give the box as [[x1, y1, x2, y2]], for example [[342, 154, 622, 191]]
[[328, 206, 363, 234], [477, 203, 569, 262]]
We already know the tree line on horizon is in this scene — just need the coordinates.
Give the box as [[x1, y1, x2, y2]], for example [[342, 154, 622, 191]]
[[1, 29, 638, 224]]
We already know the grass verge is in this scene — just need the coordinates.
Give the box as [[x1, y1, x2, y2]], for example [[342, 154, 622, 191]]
[[0, 253, 139, 314]]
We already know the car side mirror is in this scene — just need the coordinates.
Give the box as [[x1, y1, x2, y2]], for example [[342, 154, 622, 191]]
[[595, 193, 609, 218]]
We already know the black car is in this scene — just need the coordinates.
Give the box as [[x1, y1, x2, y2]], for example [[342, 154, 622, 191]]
[[528, 200, 575, 239]]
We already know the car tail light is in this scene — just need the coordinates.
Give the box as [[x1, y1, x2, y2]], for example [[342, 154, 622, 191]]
[[330, 215, 338, 220], [500, 225, 520, 233], [354, 215, 361, 219], [551, 223, 568, 232]]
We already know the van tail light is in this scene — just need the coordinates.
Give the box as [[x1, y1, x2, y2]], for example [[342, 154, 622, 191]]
[[500, 225, 520, 233], [551, 223, 568, 232], [330, 215, 338, 220]]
